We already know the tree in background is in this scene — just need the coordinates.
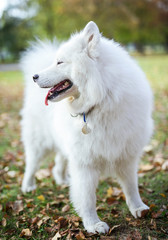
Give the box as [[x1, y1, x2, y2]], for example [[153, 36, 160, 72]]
[[0, 0, 168, 62]]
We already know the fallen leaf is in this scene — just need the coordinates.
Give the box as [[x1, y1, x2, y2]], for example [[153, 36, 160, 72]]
[[2, 218, 7, 227], [26, 202, 35, 208], [58, 194, 65, 199], [162, 160, 168, 170], [139, 164, 154, 172], [55, 216, 68, 229], [106, 187, 122, 197], [153, 153, 164, 166], [37, 219, 43, 228], [76, 231, 85, 240], [73, 221, 79, 227], [144, 145, 153, 153], [42, 216, 50, 223], [20, 228, 32, 237], [31, 216, 40, 225], [52, 231, 61, 240], [7, 170, 17, 178], [149, 204, 156, 210], [37, 195, 45, 201], [13, 200, 24, 214], [106, 197, 118, 205], [160, 193, 166, 198], [107, 187, 113, 197], [62, 204, 70, 212], [35, 168, 50, 180]]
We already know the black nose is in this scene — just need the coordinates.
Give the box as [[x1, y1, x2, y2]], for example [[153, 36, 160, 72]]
[[33, 74, 39, 82]]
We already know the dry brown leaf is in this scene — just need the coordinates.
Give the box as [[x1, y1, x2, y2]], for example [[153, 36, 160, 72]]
[[62, 204, 70, 212], [106, 197, 118, 205], [66, 232, 72, 240], [2, 218, 7, 227], [35, 168, 50, 180], [68, 215, 81, 222], [42, 216, 50, 223], [149, 203, 156, 210], [162, 160, 168, 170], [144, 145, 153, 153], [112, 187, 123, 196], [58, 194, 65, 199], [56, 216, 68, 229], [73, 221, 79, 227], [13, 200, 24, 214], [139, 164, 154, 172], [75, 231, 85, 240], [26, 202, 35, 208], [31, 216, 40, 225], [20, 228, 32, 237], [52, 231, 61, 240], [37, 219, 43, 228], [153, 153, 164, 166]]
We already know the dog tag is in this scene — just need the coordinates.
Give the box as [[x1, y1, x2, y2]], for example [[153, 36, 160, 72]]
[[82, 123, 91, 134]]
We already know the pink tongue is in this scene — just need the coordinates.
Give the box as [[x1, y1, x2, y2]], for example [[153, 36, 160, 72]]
[[45, 91, 50, 106]]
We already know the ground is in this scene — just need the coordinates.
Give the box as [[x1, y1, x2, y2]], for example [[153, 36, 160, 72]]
[[0, 56, 168, 240]]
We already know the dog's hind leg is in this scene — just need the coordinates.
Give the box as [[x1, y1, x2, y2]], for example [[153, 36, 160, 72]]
[[21, 142, 45, 193], [52, 152, 69, 185], [21, 116, 48, 193], [115, 159, 149, 218], [69, 163, 109, 234]]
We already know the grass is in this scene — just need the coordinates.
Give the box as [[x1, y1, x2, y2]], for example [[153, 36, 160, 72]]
[[0, 56, 168, 240]]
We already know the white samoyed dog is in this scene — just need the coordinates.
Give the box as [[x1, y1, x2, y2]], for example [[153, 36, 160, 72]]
[[21, 21, 153, 234]]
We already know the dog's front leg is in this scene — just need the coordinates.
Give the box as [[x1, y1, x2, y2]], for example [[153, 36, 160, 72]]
[[69, 163, 109, 234]]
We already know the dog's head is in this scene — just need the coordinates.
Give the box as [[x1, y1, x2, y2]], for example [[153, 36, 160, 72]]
[[33, 21, 105, 110]]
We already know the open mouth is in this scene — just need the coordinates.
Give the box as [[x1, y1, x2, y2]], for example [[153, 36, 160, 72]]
[[45, 79, 73, 105]]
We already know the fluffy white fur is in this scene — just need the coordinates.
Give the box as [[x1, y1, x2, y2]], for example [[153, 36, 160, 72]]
[[21, 21, 153, 234]]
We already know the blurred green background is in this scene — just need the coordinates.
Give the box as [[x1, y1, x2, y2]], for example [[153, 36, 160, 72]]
[[0, 0, 168, 62]]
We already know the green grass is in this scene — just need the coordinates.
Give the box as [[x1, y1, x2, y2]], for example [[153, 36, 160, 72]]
[[136, 55, 168, 90], [0, 56, 168, 239], [0, 71, 23, 85]]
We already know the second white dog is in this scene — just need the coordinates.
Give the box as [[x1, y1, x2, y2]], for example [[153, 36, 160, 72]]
[[21, 21, 153, 234]]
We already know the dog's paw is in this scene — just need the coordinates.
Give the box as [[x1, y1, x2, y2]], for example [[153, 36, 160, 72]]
[[21, 183, 36, 193], [131, 204, 149, 218], [85, 221, 109, 234]]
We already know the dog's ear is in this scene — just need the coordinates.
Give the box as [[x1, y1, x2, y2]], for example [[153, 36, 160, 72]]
[[83, 21, 100, 58]]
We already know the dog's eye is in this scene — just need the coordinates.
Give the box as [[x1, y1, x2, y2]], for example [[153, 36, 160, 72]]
[[57, 61, 63, 65]]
